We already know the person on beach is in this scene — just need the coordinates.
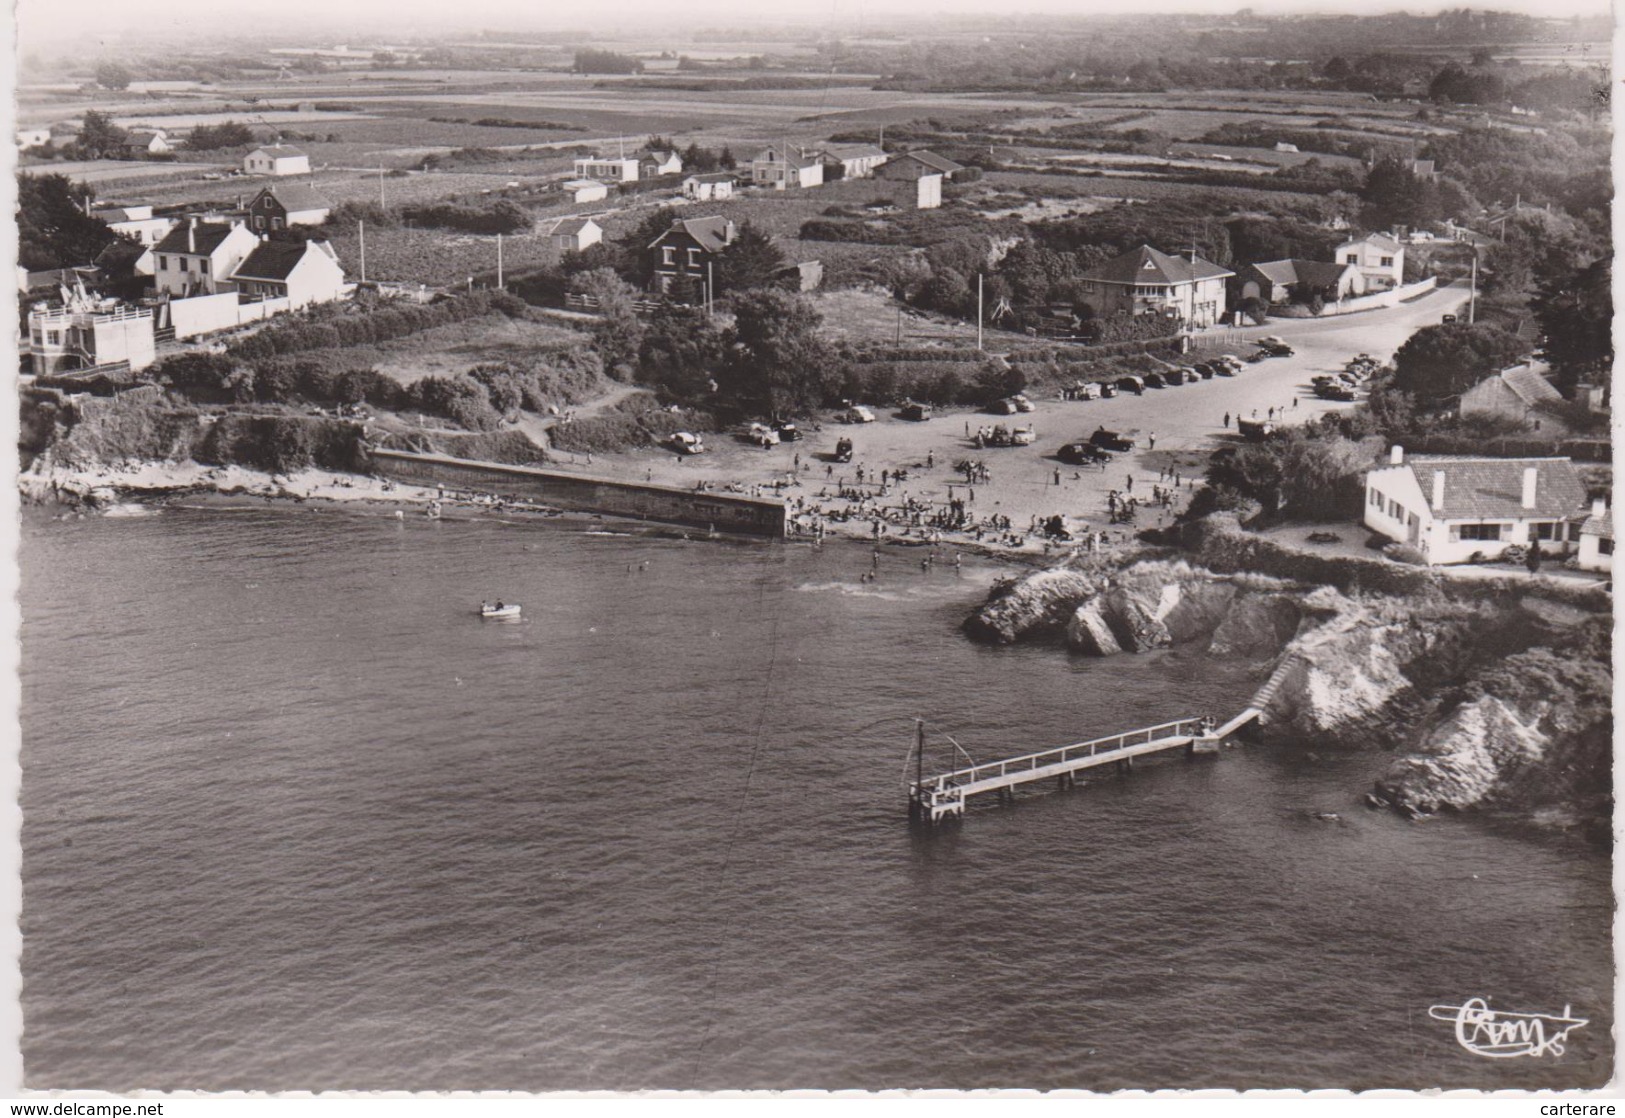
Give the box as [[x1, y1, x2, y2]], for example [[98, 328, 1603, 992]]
[[927, 451, 935, 468], [1223, 412, 1230, 428], [1148, 432, 1156, 450], [1125, 475, 1133, 494], [1053, 468, 1061, 486]]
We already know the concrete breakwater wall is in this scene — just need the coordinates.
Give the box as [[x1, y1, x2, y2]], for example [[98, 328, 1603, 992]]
[[369, 448, 787, 538]]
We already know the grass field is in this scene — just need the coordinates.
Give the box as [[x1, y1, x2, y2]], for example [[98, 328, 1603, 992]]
[[365, 314, 591, 384]]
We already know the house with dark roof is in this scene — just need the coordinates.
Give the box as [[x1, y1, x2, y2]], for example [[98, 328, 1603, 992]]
[[1335, 232, 1405, 290], [1076, 245, 1234, 328], [1237, 259, 1363, 305], [229, 238, 345, 309], [648, 216, 736, 297], [152, 219, 260, 298], [875, 150, 963, 182], [549, 216, 603, 253], [817, 143, 889, 180], [1363, 445, 1591, 565], [1577, 499, 1612, 573], [640, 150, 684, 177], [243, 144, 310, 177], [1459, 361, 1570, 435], [247, 183, 333, 232], [750, 146, 823, 190]]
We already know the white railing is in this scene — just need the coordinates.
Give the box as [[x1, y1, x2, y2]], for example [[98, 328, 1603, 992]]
[[917, 718, 1204, 793]]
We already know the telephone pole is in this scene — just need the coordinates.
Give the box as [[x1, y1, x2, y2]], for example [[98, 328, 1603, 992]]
[[496, 234, 504, 289], [977, 273, 984, 351], [1468, 250, 1478, 325], [358, 220, 366, 284]]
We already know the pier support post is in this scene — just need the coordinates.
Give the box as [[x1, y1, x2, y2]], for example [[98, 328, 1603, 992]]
[[1118, 757, 1134, 775]]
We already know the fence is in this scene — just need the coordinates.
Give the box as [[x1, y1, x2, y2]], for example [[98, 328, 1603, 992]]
[[564, 292, 663, 314]]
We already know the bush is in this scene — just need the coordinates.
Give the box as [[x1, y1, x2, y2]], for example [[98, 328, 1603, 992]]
[[399, 199, 531, 235]]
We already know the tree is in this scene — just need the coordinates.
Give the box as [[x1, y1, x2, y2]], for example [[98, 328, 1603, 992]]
[[95, 62, 132, 90], [639, 303, 727, 401], [75, 110, 129, 159], [186, 121, 256, 150], [573, 268, 645, 375], [1391, 322, 1526, 404], [716, 222, 786, 294], [718, 145, 737, 170], [572, 49, 642, 75], [723, 290, 835, 416], [1359, 156, 1439, 230], [1533, 255, 1611, 394], [617, 206, 680, 288], [16, 173, 114, 270]]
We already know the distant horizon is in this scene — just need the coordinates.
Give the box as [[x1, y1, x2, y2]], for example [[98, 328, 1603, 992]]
[[20, 0, 1615, 51]]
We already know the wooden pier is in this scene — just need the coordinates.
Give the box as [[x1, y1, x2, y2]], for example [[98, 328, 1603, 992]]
[[907, 709, 1261, 822]]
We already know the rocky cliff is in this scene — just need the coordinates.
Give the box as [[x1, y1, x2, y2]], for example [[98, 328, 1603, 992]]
[[965, 556, 1612, 827]]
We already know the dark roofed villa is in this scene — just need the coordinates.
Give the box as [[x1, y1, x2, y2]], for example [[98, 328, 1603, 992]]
[[1077, 245, 1234, 328]]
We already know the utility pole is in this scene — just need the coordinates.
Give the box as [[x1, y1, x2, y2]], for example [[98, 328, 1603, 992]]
[[707, 258, 715, 319], [1468, 250, 1478, 325], [359, 220, 366, 284], [977, 272, 984, 351], [378, 162, 385, 209], [496, 234, 504, 289]]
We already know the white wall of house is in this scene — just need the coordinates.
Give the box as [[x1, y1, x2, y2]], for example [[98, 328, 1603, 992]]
[[573, 158, 639, 182], [108, 217, 177, 246], [1337, 238, 1404, 290], [279, 249, 347, 309], [682, 178, 734, 201], [245, 151, 311, 176], [153, 226, 258, 297], [1578, 530, 1613, 573], [1364, 465, 1578, 565], [916, 173, 942, 209]]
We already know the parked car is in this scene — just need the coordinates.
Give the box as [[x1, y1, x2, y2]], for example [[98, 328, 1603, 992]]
[[1089, 426, 1136, 452], [1193, 362, 1217, 379], [898, 401, 932, 422], [775, 422, 803, 442], [1099, 381, 1119, 398], [840, 405, 875, 424], [1316, 383, 1357, 401], [834, 437, 854, 463], [1058, 440, 1110, 466], [1067, 381, 1102, 401], [1237, 418, 1275, 441], [1144, 371, 1166, 388], [668, 432, 706, 455], [1012, 393, 1035, 413], [1116, 375, 1145, 395], [1214, 362, 1238, 377], [744, 422, 780, 446], [988, 397, 1020, 416]]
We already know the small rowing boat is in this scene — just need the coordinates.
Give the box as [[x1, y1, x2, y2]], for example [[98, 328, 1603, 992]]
[[480, 602, 521, 619]]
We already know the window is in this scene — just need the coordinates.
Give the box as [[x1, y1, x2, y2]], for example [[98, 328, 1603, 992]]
[[1380, 256, 1394, 267], [1369, 489, 1383, 508], [1345, 254, 1358, 264], [662, 246, 676, 267], [180, 258, 189, 272], [687, 248, 701, 270], [1388, 498, 1401, 519], [200, 259, 209, 273], [272, 218, 283, 230], [45, 331, 59, 346], [159, 257, 168, 271], [1456, 523, 1503, 541], [1600, 538, 1614, 556], [1534, 522, 1558, 540]]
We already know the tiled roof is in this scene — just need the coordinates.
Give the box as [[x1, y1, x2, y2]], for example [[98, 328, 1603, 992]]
[[1248, 259, 1352, 288], [550, 217, 599, 236], [1581, 509, 1612, 540], [153, 221, 241, 257], [233, 240, 318, 282], [250, 144, 306, 159], [822, 143, 887, 160], [254, 183, 332, 212], [899, 150, 963, 174], [1403, 456, 1589, 521], [1081, 244, 1235, 286], [1496, 363, 1565, 409], [651, 216, 732, 253], [1340, 232, 1402, 252]]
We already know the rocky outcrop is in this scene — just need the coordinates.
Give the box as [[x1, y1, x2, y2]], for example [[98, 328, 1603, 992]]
[[1209, 594, 1303, 658], [963, 568, 1103, 643], [1065, 603, 1121, 655], [1375, 696, 1549, 814]]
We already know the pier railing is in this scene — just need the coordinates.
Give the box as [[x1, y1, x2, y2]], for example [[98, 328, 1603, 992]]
[[918, 717, 1205, 794]]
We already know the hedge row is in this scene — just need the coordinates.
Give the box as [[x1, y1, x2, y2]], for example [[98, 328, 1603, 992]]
[[1398, 434, 1611, 463], [195, 415, 367, 475], [229, 291, 528, 360]]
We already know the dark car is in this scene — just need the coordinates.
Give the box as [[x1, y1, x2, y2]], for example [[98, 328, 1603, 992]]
[[1194, 362, 1216, 379], [1058, 440, 1110, 466], [1089, 426, 1136, 452], [775, 422, 803, 442], [898, 401, 933, 421], [1144, 371, 1166, 388], [834, 437, 854, 463], [1116, 375, 1145, 395], [1316, 383, 1357, 401], [1099, 381, 1120, 398]]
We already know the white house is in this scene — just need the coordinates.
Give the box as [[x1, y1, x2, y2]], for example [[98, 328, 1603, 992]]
[[151, 219, 260, 298], [562, 179, 610, 204], [243, 144, 311, 176], [818, 143, 889, 179], [572, 157, 640, 183], [97, 205, 177, 247], [17, 128, 51, 149], [549, 216, 604, 254], [1577, 499, 1612, 573], [640, 150, 683, 177], [915, 172, 943, 210], [1335, 232, 1404, 291], [1459, 361, 1569, 434], [125, 129, 172, 157], [1076, 244, 1233, 328], [230, 238, 346, 309], [1362, 446, 1591, 565], [27, 299, 156, 376], [681, 172, 736, 202], [750, 147, 823, 190]]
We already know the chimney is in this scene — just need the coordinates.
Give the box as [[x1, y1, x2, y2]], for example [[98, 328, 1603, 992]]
[[1521, 467, 1538, 510], [1431, 471, 1446, 513], [187, 217, 196, 253], [1389, 445, 1404, 465]]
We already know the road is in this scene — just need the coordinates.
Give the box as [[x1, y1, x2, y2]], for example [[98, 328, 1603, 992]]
[[558, 282, 1473, 554]]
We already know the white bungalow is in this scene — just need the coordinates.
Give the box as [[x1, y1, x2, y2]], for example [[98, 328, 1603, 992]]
[[1362, 446, 1591, 565], [1577, 499, 1612, 573], [562, 179, 610, 204], [243, 144, 311, 177]]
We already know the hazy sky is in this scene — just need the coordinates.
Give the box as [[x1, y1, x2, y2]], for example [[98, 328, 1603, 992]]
[[19, 0, 1617, 48]]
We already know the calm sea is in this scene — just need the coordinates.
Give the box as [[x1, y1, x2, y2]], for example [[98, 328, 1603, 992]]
[[18, 505, 1614, 1090]]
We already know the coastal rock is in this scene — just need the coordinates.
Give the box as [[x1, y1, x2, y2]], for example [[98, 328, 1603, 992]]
[[1065, 604, 1122, 655], [963, 568, 1102, 644], [1101, 584, 1172, 652], [1161, 580, 1238, 645], [1209, 594, 1303, 658], [1375, 695, 1549, 815]]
